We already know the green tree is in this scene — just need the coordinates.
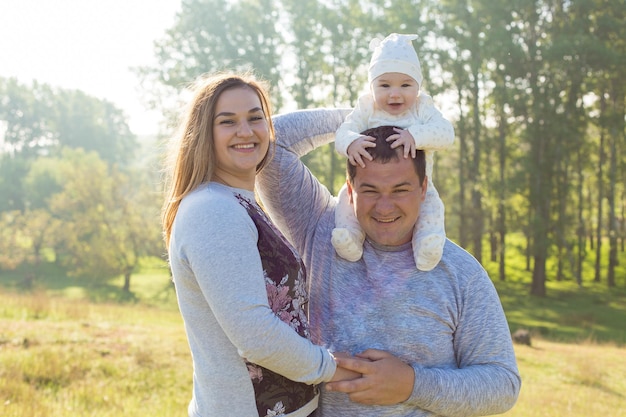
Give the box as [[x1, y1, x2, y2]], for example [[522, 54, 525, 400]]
[[36, 149, 163, 292], [0, 77, 137, 166], [280, 0, 332, 108], [0, 77, 138, 213], [547, 0, 595, 284], [0, 78, 56, 158], [52, 89, 136, 166], [0, 154, 29, 211], [138, 0, 284, 112], [141, 0, 626, 293], [437, 0, 491, 262], [0, 211, 26, 270], [0, 209, 60, 288], [585, 0, 626, 287]]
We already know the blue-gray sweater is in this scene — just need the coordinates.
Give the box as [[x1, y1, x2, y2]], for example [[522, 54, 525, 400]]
[[257, 108, 521, 416]]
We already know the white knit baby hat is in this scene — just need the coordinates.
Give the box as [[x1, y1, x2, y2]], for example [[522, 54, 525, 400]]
[[368, 33, 423, 86]]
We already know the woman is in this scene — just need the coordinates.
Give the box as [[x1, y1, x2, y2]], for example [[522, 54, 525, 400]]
[[162, 72, 354, 417]]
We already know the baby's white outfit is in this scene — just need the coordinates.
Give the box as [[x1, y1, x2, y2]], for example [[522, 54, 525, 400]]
[[333, 91, 454, 270]]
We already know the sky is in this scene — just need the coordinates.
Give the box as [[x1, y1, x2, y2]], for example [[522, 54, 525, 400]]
[[0, 0, 182, 136]]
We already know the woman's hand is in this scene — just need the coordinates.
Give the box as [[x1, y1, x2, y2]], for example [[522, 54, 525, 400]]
[[329, 351, 362, 381]]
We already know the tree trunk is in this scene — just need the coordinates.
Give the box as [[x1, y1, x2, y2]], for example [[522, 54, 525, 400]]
[[607, 80, 622, 288], [556, 183, 564, 282], [522, 0, 548, 297], [471, 192, 483, 263], [620, 189, 626, 252], [528, 110, 550, 296], [588, 189, 595, 251], [594, 94, 606, 283], [555, 152, 569, 282], [490, 229, 497, 263], [525, 210, 532, 272], [575, 148, 584, 287], [528, 100, 550, 296], [123, 271, 132, 293], [531, 255, 547, 297], [457, 85, 468, 249], [531, 192, 550, 297], [497, 110, 506, 281], [469, 63, 482, 263], [556, 249, 564, 282]]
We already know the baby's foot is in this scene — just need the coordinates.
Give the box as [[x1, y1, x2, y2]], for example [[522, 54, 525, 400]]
[[414, 234, 445, 271], [331, 228, 363, 262]]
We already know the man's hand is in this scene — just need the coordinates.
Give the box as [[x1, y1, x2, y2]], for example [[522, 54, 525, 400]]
[[325, 349, 415, 405], [386, 128, 416, 159], [347, 136, 376, 168]]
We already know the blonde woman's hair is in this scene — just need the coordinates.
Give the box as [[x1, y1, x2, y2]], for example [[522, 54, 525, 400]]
[[161, 71, 275, 247]]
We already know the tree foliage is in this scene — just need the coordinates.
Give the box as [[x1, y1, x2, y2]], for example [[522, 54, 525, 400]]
[[0, 80, 159, 292], [0, 77, 137, 165], [1, 0, 624, 297], [46, 149, 162, 290], [137, 0, 625, 295], [0, 77, 139, 213], [136, 0, 284, 114]]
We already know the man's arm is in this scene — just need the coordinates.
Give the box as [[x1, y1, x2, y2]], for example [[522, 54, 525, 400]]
[[257, 108, 350, 252]]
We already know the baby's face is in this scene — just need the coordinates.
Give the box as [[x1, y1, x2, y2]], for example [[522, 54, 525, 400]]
[[371, 72, 419, 115]]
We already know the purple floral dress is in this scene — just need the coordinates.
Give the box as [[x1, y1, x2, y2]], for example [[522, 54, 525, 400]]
[[237, 194, 317, 417]]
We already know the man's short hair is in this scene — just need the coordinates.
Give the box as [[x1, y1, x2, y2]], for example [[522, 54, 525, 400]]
[[346, 125, 426, 184]]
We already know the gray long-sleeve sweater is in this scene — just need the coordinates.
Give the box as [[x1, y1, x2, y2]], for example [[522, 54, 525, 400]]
[[169, 183, 336, 417], [256, 108, 521, 417]]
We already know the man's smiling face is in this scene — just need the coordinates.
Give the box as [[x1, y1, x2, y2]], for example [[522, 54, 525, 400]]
[[347, 155, 427, 247]]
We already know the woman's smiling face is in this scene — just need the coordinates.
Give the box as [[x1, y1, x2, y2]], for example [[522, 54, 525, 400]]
[[212, 86, 270, 189]]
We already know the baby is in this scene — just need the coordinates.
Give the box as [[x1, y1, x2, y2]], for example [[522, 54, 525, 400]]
[[333, 33, 454, 271]]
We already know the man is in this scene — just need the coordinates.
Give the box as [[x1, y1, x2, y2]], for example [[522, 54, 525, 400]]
[[257, 109, 520, 416]]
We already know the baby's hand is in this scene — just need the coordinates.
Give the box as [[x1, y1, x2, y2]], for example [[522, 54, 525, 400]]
[[347, 135, 376, 168], [386, 128, 416, 158]]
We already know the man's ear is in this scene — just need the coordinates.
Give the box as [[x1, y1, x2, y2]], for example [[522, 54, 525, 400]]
[[346, 180, 354, 205], [420, 176, 428, 202]]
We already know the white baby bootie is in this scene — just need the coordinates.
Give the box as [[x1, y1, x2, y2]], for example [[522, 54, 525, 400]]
[[413, 232, 445, 271], [331, 227, 365, 262], [332, 183, 365, 262]]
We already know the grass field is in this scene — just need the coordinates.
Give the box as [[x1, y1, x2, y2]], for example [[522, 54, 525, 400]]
[[0, 291, 190, 416], [1, 255, 625, 416], [507, 339, 626, 417]]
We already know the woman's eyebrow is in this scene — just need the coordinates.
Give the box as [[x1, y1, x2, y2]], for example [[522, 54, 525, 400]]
[[215, 107, 263, 118]]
